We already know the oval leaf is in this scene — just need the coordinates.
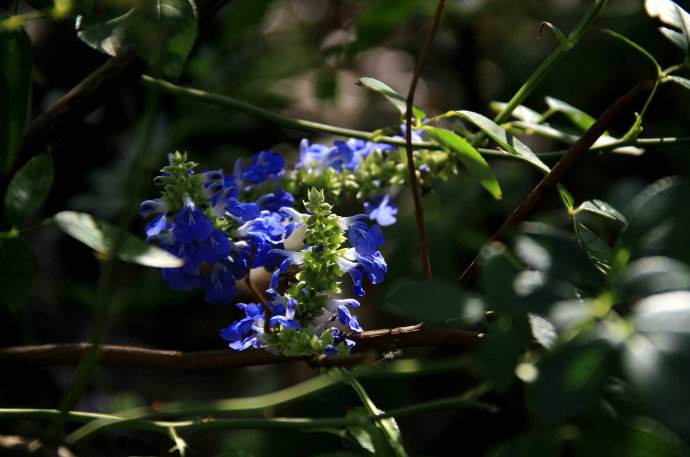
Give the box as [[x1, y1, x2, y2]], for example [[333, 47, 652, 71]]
[[0, 236, 35, 311], [358, 77, 408, 116], [576, 199, 626, 223], [454, 110, 549, 172], [4, 153, 55, 227], [53, 211, 184, 268], [425, 126, 502, 201], [0, 27, 33, 174], [545, 96, 597, 131]]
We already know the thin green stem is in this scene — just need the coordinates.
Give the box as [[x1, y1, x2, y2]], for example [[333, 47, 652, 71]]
[[492, 0, 608, 126], [140, 75, 436, 149]]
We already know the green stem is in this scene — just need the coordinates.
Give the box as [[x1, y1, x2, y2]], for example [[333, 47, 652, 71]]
[[335, 367, 409, 457], [492, 0, 608, 126], [140, 75, 436, 149]]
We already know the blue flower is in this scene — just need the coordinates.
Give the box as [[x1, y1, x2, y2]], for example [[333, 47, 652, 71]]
[[348, 221, 385, 256], [326, 298, 363, 332], [220, 303, 267, 350], [241, 150, 285, 184], [197, 229, 232, 264], [325, 327, 356, 355], [203, 261, 237, 304], [364, 194, 398, 226], [298, 139, 331, 169], [139, 199, 168, 218], [336, 249, 387, 297], [172, 198, 214, 243], [268, 249, 305, 289], [266, 289, 300, 330], [255, 188, 294, 212]]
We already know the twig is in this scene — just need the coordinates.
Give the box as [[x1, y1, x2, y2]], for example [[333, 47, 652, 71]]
[[405, 0, 445, 280], [0, 325, 483, 372], [458, 79, 654, 286]]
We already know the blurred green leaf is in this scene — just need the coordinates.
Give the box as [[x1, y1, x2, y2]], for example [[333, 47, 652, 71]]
[[528, 338, 617, 427], [0, 236, 34, 311], [0, 27, 32, 174], [573, 423, 685, 457], [624, 291, 690, 441], [545, 96, 597, 132], [76, 7, 132, 57], [454, 110, 549, 172], [425, 126, 502, 201], [515, 223, 605, 293], [618, 177, 690, 263], [490, 101, 542, 123], [358, 77, 407, 117], [384, 280, 484, 327], [352, 0, 430, 54], [4, 153, 54, 227], [616, 256, 690, 300], [645, 0, 690, 52], [577, 223, 612, 255], [53, 211, 184, 268], [576, 199, 626, 223]]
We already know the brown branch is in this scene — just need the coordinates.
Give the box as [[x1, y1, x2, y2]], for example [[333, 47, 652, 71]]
[[0, 325, 483, 372], [405, 0, 446, 281], [458, 79, 655, 287], [18, 0, 234, 160]]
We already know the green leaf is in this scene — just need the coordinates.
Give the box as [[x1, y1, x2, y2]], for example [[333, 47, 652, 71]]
[[624, 291, 690, 440], [53, 211, 184, 268], [619, 177, 690, 263], [645, 0, 690, 52], [4, 153, 54, 227], [0, 27, 33, 174], [545, 96, 598, 131], [0, 236, 34, 311], [577, 223, 612, 255], [616, 256, 690, 299], [130, 0, 198, 78], [453, 110, 549, 172], [576, 199, 626, 223], [528, 338, 617, 427], [666, 74, 690, 90], [489, 101, 542, 123], [424, 126, 502, 201], [384, 280, 484, 327], [358, 77, 408, 116], [76, 0, 198, 78], [515, 222, 606, 292]]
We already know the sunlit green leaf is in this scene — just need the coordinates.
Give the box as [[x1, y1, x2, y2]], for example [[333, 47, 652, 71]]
[[425, 126, 502, 201], [616, 256, 690, 299], [645, 0, 690, 52], [53, 211, 184, 268], [490, 101, 542, 123], [545, 96, 598, 132], [577, 200, 626, 223], [0, 236, 34, 311], [358, 77, 407, 116], [666, 74, 690, 90], [4, 153, 54, 227], [454, 110, 549, 172], [0, 27, 32, 174], [384, 280, 484, 327]]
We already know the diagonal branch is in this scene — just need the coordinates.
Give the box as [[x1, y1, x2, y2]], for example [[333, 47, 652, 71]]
[[458, 79, 654, 286], [0, 324, 483, 372]]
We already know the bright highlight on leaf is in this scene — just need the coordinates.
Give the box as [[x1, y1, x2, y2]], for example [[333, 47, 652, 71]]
[[53, 211, 184, 268], [645, 0, 690, 52]]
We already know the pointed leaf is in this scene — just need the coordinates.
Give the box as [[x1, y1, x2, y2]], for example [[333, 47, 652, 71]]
[[576, 199, 626, 223], [0, 236, 34, 311], [358, 77, 408, 116], [425, 126, 502, 201], [666, 74, 690, 90], [53, 211, 184, 268], [645, 0, 690, 51], [4, 153, 54, 227], [0, 27, 33, 174], [454, 110, 549, 172], [545, 96, 598, 132], [490, 101, 542, 123]]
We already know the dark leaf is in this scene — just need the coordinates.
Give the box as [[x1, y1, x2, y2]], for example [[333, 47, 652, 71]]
[[0, 236, 34, 311], [4, 153, 54, 227]]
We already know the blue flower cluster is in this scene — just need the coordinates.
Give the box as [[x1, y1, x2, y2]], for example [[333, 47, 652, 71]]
[[140, 151, 296, 305], [141, 138, 397, 356]]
